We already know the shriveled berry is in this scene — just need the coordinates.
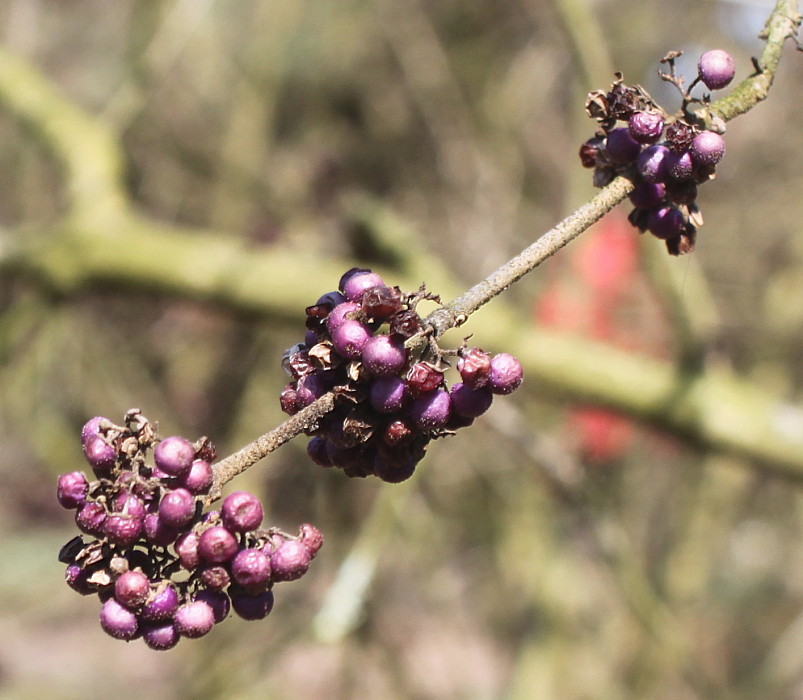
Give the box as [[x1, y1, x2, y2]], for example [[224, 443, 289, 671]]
[[158, 488, 196, 529], [76, 501, 107, 537], [199, 564, 231, 590], [382, 419, 415, 447], [689, 131, 725, 167], [488, 353, 523, 395], [457, 348, 491, 389], [405, 362, 443, 397], [269, 540, 311, 582], [221, 491, 263, 532], [389, 310, 423, 339], [231, 548, 272, 592], [198, 526, 239, 563], [174, 601, 215, 638], [665, 121, 697, 153], [361, 285, 403, 321], [298, 524, 324, 558], [280, 384, 300, 415], [100, 598, 139, 641], [230, 587, 274, 621], [579, 137, 603, 168], [698, 49, 735, 90], [628, 111, 664, 144], [154, 436, 195, 477], [57, 471, 89, 509], [114, 570, 150, 610]]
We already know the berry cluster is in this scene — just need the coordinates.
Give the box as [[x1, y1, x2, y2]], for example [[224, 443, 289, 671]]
[[281, 268, 523, 482], [579, 49, 735, 255], [57, 410, 322, 650]]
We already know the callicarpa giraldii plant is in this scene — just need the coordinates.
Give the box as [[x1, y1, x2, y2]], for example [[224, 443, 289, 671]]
[[56, 1, 802, 649]]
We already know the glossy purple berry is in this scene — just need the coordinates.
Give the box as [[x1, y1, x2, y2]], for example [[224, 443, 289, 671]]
[[450, 382, 494, 418], [143, 512, 179, 546], [269, 540, 312, 582], [230, 587, 274, 621], [142, 621, 179, 651], [698, 49, 735, 90], [341, 270, 385, 302], [231, 548, 272, 592], [198, 525, 239, 563], [298, 523, 324, 558], [100, 598, 139, 641], [629, 181, 666, 209], [605, 127, 641, 164], [326, 300, 360, 332], [174, 601, 215, 638], [647, 206, 684, 240], [175, 531, 201, 570], [409, 389, 452, 430], [373, 450, 417, 483], [80, 416, 107, 446], [194, 589, 230, 623], [158, 488, 196, 529], [112, 492, 147, 520], [154, 436, 195, 477], [83, 434, 116, 471], [221, 491, 263, 533], [362, 334, 406, 376], [637, 144, 670, 184], [488, 353, 523, 395], [369, 376, 408, 414], [141, 582, 180, 621], [57, 471, 89, 509], [628, 111, 664, 144], [75, 501, 107, 537], [330, 319, 372, 360], [104, 512, 144, 547], [689, 131, 725, 167], [666, 150, 694, 181], [114, 570, 150, 610], [176, 459, 213, 495]]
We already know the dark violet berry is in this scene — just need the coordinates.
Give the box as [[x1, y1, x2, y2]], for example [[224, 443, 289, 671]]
[[605, 127, 641, 164], [199, 565, 231, 590], [628, 111, 664, 145], [342, 270, 385, 302], [488, 353, 523, 395], [373, 450, 417, 483], [57, 471, 89, 509], [296, 373, 327, 408], [269, 540, 311, 582], [457, 348, 491, 389], [665, 180, 698, 206], [361, 285, 403, 321], [198, 525, 239, 563], [194, 589, 230, 623], [230, 587, 274, 621], [361, 334, 406, 376], [141, 582, 180, 622], [231, 548, 272, 592], [175, 531, 201, 570], [326, 301, 360, 332], [298, 524, 324, 558], [80, 416, 107, 446], [629, 181, 666, 209], [647, 206, 684, 240], [100, 598, 139, 641], [450, 382, 494, 418], [405, 362, 443, 397], [369, 376, 408, 414], [221, 491, 263, 533], [698, 49, 735, 90], [83, 434, 116, 471], [316, 290, 347, 309], [65, 563, 95, 596], [158, 488, 196, 529], [176, 459, 213, 495], [280, 384, 300, 415], [154, 436, 195, 477], [637, 144, 670, 184], [307, 436, 333, 467], [142, 621, 179, 651], [174, 601, 215, 639], [104, 513, 144, 547], [76, 501, 107, 537], [114, 570, 150, 610], [143, 513, 179, 547], [689, 131, 725, 167], [330, 319, 372, 360], [409, 389, 452, 430], [666, 150, 694, 181]]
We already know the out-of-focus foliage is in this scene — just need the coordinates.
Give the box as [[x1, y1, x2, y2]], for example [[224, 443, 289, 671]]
[[1, 1, 802, 698]]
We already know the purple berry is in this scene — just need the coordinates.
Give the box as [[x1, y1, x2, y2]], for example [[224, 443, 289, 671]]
[[369, 376, 408, 414], [230, 587, 274, 621], [175, 459, 213, 495], [450, 382, 494, 418], [75, 501, 107, 537], [143, 512, 179, 546], [269, 539, 312, 581], [65, 563, 94, 596], [689, 131, 725, 167], [231, 548, 272, 592], [83, 434, 116, 471], [330, 319, 372, 360], [99, 598, 139, 641], [80, 416, 107, 446], [488, 353, 523, 395], [647, 206, 685, 240], [57, 471, 89, 509], [114, 570, 151, 610], [295, 373, 327, 408], [326, 301, 360, 332], [221, 491, 263, 533], [158, 488, 196, 529], [341, 270, 385, 302], [373, 450, 417, 483], [175, 531, 201, 570], [298, 523, 324, 558], [665, 180, 698, 206], [199, 564, 231, 590], [194, 589, 230, 623], [112, 492, 147, 520], [141, 582, 180, 621], [628, 111, 665, 145], [307, 436, 333, 467], [198, 525, 239, 563], [316, 290, 347, 309], [174, 601, 215, 638], [666, 150, 694, 181], [605, 127, 641, 164], [629, 181, 666, 209], [104, 512, 144, 547], [154, 436, 195, 477], [142, 621, 180, 651], [637, 144, 670, 184], [698, 49, 735, 90], [409, 389, 452, 430], [280, 384, 300, 415], [361, 334, 406, 376]]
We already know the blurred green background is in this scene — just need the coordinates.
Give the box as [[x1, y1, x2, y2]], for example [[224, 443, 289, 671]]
[[1, 0, 803, 698]]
